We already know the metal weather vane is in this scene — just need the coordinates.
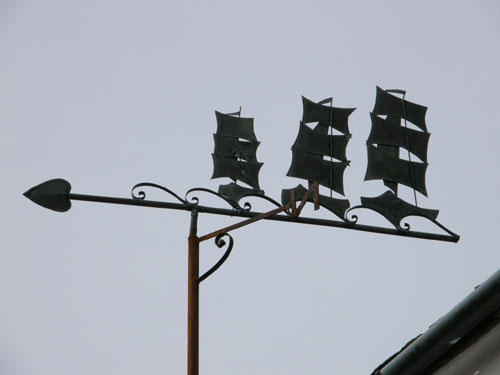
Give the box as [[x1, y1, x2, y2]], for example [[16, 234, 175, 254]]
[[282, 96, 354, 220], [24, 87, 459, 375], [349, 87, 446, 231]]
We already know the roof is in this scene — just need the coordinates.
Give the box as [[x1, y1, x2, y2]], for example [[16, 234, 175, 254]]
[[371, 268, 500, 375]]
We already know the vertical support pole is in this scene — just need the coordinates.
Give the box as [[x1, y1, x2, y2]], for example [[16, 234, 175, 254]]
[[188, 209, 199, 375]]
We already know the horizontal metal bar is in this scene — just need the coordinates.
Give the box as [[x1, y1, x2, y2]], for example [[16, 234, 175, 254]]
[[69, 193, 194, 211], [68, 193, 459, 243]]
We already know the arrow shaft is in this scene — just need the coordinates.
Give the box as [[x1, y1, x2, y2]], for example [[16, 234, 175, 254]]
[[68, 193, 459, 243]]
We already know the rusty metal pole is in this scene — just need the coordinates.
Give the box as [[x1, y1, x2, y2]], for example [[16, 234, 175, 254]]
[[187, 208, 199, 375]]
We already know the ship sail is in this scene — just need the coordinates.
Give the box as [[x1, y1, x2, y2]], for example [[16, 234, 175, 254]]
[[368, 113, 429, 162], [282, 96, 355, 219], [211, 110, 264, 203], [287, 149, 349, 195], [365, 143, 428, 196], [372, 86, 428, 131], [360, 87, 439, 227], [364, 87, 430, 197]]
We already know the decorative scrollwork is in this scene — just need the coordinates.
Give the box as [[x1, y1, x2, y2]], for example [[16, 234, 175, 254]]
[[238, 192, 290, 215], [347, 204, 425, 230], [347, 203, 459, 241], [131, 183, 187, 204], [184, 187, 243, 209], [199, 232, 234, 283], [398, 215, 459, 239], [345, 205, 362, 224], [399, 219, 411, 231]]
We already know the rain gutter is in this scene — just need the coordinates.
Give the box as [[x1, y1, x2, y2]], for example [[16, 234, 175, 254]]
[[375, 268, 500, 375]]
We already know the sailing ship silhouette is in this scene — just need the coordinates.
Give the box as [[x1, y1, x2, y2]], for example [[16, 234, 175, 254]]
[[353, 87, 440, 228], [281, 96, 355, 220], [210, 108, 264, 206], [209, 87, 450, 233]]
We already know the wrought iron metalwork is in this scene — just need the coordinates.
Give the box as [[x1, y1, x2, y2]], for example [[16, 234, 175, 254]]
[[184, 186, 282, 212], [233, 190, 285, 212], [347, 191, 438, 229], [24, 179, 459, 242], [199, 233, 234, 283], [23, 90, 460, 375], [211, 109, 264, 203], [282, 96, 355, 220], [351, 87, 456, 237], [23, 178, 72, 212], [282, 184, 348, 220], [185, 187, 245, 209], [132, 182, 187, 204]]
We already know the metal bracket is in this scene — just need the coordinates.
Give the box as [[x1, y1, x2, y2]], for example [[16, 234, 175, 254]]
[[198, 233, 233, 283], [196, 184, 320, 282], [290, 182, 319, 217]]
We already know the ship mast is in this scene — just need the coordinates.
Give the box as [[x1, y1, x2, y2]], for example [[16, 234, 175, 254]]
[[385, 89, 418, 206], [364, 86, 430, 199], [211, 108, 264, 202], [282, 96, 355, 219], [358, 86, 438, 228]]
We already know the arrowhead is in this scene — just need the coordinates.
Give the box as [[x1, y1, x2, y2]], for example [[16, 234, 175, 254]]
[[24, 179, 72, 212]]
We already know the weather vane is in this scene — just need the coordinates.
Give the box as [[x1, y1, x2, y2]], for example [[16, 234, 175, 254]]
[[24, 87, 459, 375]]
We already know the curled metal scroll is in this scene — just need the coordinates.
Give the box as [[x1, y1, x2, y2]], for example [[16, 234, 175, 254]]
[[345, 205, 362, 224], [345, 205, 459, 240], [238, 192, 289, 214], [346, 204, 422, 229], [131, 182, 187, 204], [185, 187, 246, 209], [199, 233, 234, 283], [399, 216, 459, 239]]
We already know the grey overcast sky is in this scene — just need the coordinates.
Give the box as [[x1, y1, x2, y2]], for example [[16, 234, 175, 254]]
[[1, 1, 500, 374]]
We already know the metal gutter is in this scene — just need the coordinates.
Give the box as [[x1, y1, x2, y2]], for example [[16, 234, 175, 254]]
[[375, 268, 500, 375]]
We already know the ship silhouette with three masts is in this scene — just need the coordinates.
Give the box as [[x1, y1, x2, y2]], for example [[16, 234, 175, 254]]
[[282, 96, 355, 220], [210, 87, 447, 232], [356, 87, 440, 228], [210, 108, 265, 206]]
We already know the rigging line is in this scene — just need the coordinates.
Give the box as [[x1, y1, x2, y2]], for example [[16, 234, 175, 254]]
[[230, 108, 242, 185], [400, 94, 418, 207], [329, 98, 333, 198], [234, 106, 258, 190]]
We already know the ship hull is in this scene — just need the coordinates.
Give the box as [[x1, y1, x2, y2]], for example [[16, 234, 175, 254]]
[[218, 182, 263, 206], [359, 190, 439, 228], [281, 184, 350, 220]]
